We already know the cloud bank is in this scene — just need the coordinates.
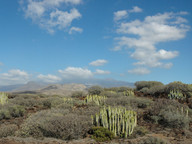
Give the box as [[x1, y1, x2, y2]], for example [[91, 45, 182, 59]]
[[89, 59, 108, 66], [20, 0, 82, 34], [113, 11, 190, 74]]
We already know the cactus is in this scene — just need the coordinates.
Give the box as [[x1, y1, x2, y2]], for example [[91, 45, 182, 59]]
[[92, 106, 137, 138], [179, 107, 189, 117], [123, 90, 134, 96], [84, 95, 106, 105], [168, 89, 186, 100], [63, 97, 73, 106], [0, 92, 8, 105]]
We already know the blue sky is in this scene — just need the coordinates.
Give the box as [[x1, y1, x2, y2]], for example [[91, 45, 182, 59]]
[[0, 0, 191, 86]]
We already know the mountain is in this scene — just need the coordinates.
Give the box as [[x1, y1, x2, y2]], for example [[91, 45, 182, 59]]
[[39, 83, 87, 96], [12, 81, 47, 92], [60, 78, 134, 88], [0, 79, 134, 92], [0, 81, 47, 92], [0, 84, 23, 92]]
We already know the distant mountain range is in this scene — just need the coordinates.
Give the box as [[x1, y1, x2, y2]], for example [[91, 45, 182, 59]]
[[0, 79, 134, 92], [0, 81, 47, 92]]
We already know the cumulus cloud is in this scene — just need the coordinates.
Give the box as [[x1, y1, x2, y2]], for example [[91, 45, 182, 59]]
[[114, 12, 189, 71], [37, 74, 62, 83], [89, 59, 108, 66], [114, 6, 142, 22], [69, 26, 83, 34], [128, 67, 150, 75], [20, 0, 82, 34], [129, 6, 143, 13], [94, 69, 111, 75], [114, 10, 128, 21], [0, 69, 29, 85], [58, 67, 93, 79]]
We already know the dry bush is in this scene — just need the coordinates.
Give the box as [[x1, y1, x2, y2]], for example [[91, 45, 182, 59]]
[[159, 107, 189, 129], [71, 91, 87, 98], [146, 99, 190, 129], [139, 136, 170, 144], [104, 87, 134, 93], [40, 113, 92, 140], [101, 91, 122, 98], [10, 95, 40, 108], [0, 124, 18, 138], [18, 108, 92, 140], [106, 96, 153, 109]]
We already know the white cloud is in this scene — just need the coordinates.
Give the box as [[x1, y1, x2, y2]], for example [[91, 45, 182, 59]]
[[114, 12, 189, 70], [128, 67, 150, 75], [89, 59, 108, 66], [20, 0, 82, 33], [95, 69, 111, 75], [58, 67, 93, 79], [129, 6, 143, 13], [47, 8, 81, 32], [114, 10, 128, 21], [0, 69, 29, 85], [0, 62, 3, 66], [69, 26, 83, 34], [113, 6, 142, 22], [37, 74, 62, 83], [179, 11, 188, 15]]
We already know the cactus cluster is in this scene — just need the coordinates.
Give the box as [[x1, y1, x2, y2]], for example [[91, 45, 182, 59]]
[[176, 107, 189, 117], [123, 90, 134, 96], [85, 95, 106, 105], [0, 92, 8, 105], [63, 97, 73, 104], [91, 106, 137, 138], [168, 89, 186, 100]]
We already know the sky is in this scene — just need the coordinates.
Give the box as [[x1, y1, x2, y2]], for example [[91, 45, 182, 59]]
[[0, 0, 192, 86]]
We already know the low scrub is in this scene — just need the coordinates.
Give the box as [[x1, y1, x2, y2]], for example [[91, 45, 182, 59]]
[[139, 136, 170, 144], [0, 124, 18, 138], [18, 109, 92, 140], [0, 104, 25, 120], [89, 127, 114, 142], [146, 99, 190, 129]]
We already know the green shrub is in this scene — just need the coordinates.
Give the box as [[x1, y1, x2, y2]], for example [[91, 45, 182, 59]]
[[41, 99, 52, 108], [165, 81, 192, 98], [71, 91, 87, 98], [0, 105, 25, 120], [134, 126, 148, 137], [88, 86, 104, 95], [8, 105, 25, 117], [0, 124, 18, 138], [135, 81, 164, 91], [89, 127, 114, 142]]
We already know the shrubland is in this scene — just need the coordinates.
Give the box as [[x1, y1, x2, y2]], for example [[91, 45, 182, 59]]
[[0, 81, 192, 143]]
